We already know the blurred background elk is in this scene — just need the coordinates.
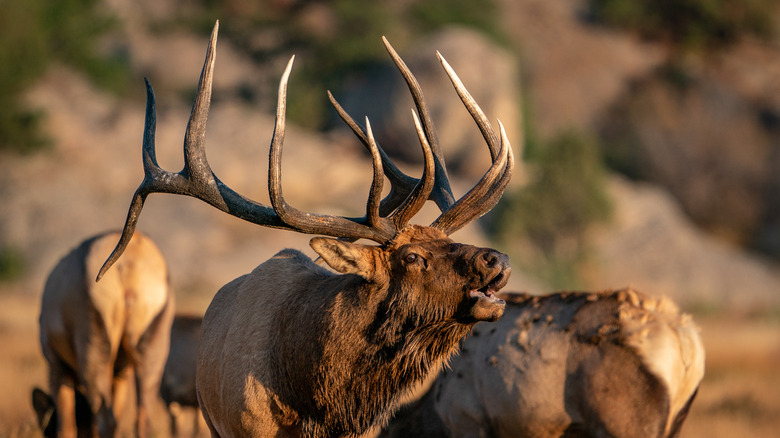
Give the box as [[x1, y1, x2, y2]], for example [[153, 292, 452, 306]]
[[380, 288, 705, 438], [96, 21, 514, 437], [35, 231, 174, 437], [161, 315, 206, 437]]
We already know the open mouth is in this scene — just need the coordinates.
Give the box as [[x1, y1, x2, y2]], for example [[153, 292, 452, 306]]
[[468, 271, 508, 304]]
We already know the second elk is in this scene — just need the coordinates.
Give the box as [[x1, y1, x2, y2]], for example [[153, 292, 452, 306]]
[[381, 289, 705, 438], [38, 231, 174, 437], [160, 315, 205, 437], [98, 21, 515, 438]]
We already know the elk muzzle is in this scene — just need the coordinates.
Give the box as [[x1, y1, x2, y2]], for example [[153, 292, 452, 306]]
[[465, 249, 510, 322]]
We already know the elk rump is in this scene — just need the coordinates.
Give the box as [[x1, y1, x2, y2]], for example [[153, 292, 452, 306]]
[[381, 288, 705, 438], [37, 231, 174, 437]]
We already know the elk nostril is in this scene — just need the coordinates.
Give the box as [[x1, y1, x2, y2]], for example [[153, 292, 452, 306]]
[[482, 252, 498, 267]]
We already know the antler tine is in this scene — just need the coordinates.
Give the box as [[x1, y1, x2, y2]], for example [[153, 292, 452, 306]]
[[479, 120, 515, 211], [97, 77, 172, 281], [382, 37, 456, 212], [327, 91, 419, 216], [183, 20, 219, 180], [326, 95, 435, 230], [436, 51, 500, 160], [420, 50, 515, 235], [390, 109, 436, 228], [432, 121, 514, 235], [268, 57, 397, 241], [365, 118, 384, 228], [96, 189, 149, 282], [326, 39, 515, 237]]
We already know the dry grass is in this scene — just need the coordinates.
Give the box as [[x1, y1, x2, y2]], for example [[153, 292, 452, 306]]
[[0, 289, 212, 438], [1, 291, 778, 437], [680, 315, 780, 438]]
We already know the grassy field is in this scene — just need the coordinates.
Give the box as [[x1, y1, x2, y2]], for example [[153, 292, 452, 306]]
[[0, 291, 778, 437]]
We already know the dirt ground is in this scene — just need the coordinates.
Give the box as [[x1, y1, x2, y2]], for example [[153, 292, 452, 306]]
[[0, 290, 778, 438]]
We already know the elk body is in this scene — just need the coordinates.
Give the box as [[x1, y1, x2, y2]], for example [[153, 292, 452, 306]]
[[97, 21, 515, 438], [381, 288, 706, 438], [38, 231, 174, 437], [161, 315, 205, 437]]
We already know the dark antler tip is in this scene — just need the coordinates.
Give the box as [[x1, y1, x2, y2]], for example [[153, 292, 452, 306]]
[[96, 261, 112, 282]]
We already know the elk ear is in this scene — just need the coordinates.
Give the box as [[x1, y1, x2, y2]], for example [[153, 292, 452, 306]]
[[310, 237, 378, 278], [32, 387, 55, 430]]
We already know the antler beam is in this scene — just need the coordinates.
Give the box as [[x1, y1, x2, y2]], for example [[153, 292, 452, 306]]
[[97, 21, 514, 281]]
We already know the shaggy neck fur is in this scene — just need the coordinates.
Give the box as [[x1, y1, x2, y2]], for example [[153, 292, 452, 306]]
[[274, 274, 473, 437]]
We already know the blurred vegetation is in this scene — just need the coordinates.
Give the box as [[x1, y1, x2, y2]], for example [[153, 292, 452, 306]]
[[0, 0, 129, 154], [0, 245, 25, 283], [591, 0, 780, 261], [589, 0, 778, 50], [485, 131, 613, 289], [409, 0, 506, 45], [172, 0, 503, 129]]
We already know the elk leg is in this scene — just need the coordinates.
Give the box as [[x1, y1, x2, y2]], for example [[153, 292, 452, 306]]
[[111, 363, 133, 428], [134, 299, 175, 438], [168, 401, 180, 437], [112, 343, 134, 423], [131, 352, 154, 438], [79, 344, 117, 437], [49, 367, 78, 438], [194, 405, 206, 438]]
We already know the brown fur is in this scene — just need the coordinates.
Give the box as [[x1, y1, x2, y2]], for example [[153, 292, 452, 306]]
[[195, 225, 510, 437], [32, 387, 92, 438], [36, 232, 174, 437], [381, 288, 705, 438], [161, 315, 205, 437]]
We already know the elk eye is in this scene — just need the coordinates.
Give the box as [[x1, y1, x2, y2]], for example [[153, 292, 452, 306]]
[[405, 253, 418, 264]]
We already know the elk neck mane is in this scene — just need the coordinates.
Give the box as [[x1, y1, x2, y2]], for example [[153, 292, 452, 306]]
[[256, 245, 473, 436]]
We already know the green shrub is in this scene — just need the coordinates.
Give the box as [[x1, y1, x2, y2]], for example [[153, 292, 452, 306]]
[[0, 0, 128, 153], [589, 0, 778, 50], [0, 245, 25, 283], [175, 0, 503, 129], [485, 131, 613, 289], [409, 0, 505, 45], [0, 1, 50, 153]]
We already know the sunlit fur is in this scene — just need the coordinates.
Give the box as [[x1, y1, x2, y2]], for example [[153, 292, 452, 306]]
[[37, 232, 174, 438], [196, 225, 509, 437], [381, 289, 705, 438]]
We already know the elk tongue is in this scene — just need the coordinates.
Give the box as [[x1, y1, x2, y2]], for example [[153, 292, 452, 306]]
[[469, 269, 509, 303], [469, 287, 505, 304]]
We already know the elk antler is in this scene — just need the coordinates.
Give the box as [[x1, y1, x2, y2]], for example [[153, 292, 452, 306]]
[[97, 21, 514, 281], [327, 38, 515, 235]]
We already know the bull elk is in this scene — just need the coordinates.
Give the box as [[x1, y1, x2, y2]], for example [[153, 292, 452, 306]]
[[381, 288, 706, 438], [38, 231, 174, 437], [96, 21, 514, 437]]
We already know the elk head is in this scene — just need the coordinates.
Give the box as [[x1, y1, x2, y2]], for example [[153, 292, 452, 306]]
[[95, 20, 514, 319]]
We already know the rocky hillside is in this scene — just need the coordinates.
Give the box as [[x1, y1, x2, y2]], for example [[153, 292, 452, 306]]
[[1, 0, 778, 313]]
